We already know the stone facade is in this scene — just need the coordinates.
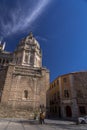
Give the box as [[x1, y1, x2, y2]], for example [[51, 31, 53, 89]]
[[0, 42, 13, 67], [47, 72, 87, 119], [0, 33, 50, 112]]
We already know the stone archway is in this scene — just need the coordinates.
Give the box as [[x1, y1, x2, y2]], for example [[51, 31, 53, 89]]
[[65, 106, 72, 117]]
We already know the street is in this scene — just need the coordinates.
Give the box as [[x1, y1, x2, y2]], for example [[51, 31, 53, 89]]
[[0, 118, 87, 130]]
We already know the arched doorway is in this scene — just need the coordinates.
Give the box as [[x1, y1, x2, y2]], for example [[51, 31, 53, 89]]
[[59, 106, 61, 118], [65, 106, 72, 117]]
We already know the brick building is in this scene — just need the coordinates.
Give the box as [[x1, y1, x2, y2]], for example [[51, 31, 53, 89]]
[[0, 33, 49, 112], [47, 72, 87, 119]]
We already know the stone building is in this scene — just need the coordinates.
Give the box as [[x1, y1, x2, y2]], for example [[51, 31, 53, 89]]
[[0, 42, 13, 67], [47, 72, 87, 119], [0, 33, 49, 111]]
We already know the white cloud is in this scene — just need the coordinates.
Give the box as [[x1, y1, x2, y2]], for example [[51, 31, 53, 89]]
[[36, 35, 48, 42], [0, 0, 50, 38]]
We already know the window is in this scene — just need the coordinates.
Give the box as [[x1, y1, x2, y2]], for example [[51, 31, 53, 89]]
[[30, 54, 34, 64], [52, 108, 54, 113], [54, 82, 56, 87], [55, 106, 57, 113], [24, 90, 28, 98], [16, 58, 18, 64], [54, 93, 56, 101], [64, 90, 69, 98], [40, 104, 44, 108], [51, 84, 53, 88], [6, 60, 9, 64], [63, 78, 67, 83], [79, 106, 86, 115], [77, 90, 83, 98], [25, 55, 28, 63], [2, 59, 5, 64], [57, 91, 60, 99]]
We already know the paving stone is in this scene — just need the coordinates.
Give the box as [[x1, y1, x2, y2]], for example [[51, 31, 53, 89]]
[[0, 118, 87, 130]]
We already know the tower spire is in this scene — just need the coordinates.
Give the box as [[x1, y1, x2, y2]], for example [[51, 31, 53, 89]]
[[2, 42, 6, 50], [29, 32, 33, 39]]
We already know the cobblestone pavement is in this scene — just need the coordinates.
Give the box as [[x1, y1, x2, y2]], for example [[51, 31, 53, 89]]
[[0, 118, 87, 130]]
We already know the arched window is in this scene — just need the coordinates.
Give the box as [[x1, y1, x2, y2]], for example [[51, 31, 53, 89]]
[[24, 90, 28, 98], [30, 54, 34, 64], [25, 55, 28, 63]]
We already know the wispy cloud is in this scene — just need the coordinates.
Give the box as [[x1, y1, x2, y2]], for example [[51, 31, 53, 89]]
[[0, 0, 50, 38], [36, 35, 48, 42]]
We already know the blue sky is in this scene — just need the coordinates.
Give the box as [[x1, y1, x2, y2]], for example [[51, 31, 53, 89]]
[[0, 0, 87, 82]]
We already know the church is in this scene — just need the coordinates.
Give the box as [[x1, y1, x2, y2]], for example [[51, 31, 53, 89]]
[[0, 32, 49, 112]]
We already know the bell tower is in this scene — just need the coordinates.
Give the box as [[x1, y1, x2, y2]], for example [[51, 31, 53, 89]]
[[1, 32, 50, 112], [13, 32, 42, 68]]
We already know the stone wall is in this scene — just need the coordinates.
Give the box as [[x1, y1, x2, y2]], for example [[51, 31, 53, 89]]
[[0, 67, 8, 102], [1, 64, 49, 111], [1, 65, 15, 104]]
